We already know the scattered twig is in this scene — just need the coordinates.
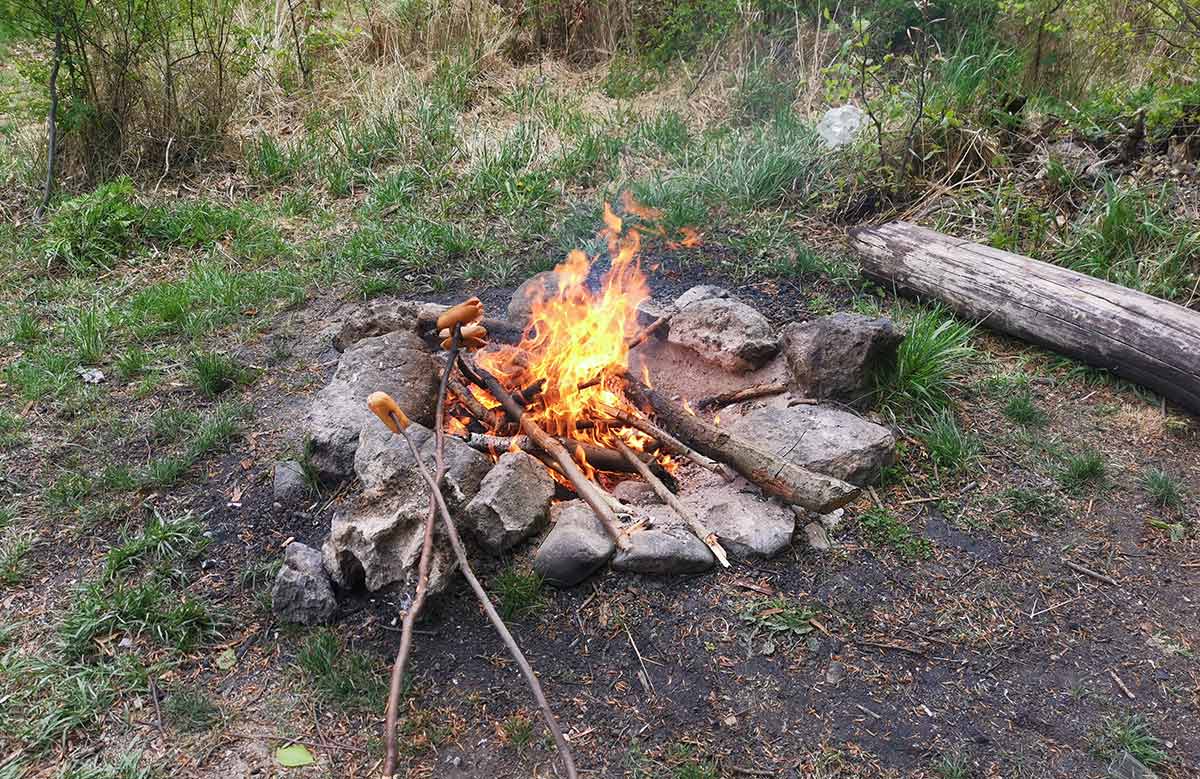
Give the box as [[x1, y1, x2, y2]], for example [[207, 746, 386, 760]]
[[855, 703, 881, 720], [387, 408, 580, 779], [613, 438, 729, 568], [624, 624, 654, 695], [729, 765, 776, 777], [695, 382, 789, 411], [1064, 560, 1118, 587], [599, 402, 733, 481], [627, 312, 674, 350], [149, 677, 164, 734], [1108, 668, 1136, 700], [381, 326, 460, 779]]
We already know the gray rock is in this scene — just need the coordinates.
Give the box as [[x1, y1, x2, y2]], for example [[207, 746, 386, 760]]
[[804, 522, 832, 551], [273, 460, 309, 507], [533, 500, 616, 587], [322, 424, 490, 594], [307, 330, 439, 483], [695, 492, 794, 559], [668, 297, 778, 372], [781, 313, 902, 407], [464, 452, 555, 553], [636, 298, 673, 329], [816, 105, 865, 148], [507, 271, 561, 330], [613, 480, 663, 506], [333, 299, 446, 352], [612, 514, 715, 575], [675, 284, 732, 309], [272, 542, 336, 625], [728, 405, 896, 486]]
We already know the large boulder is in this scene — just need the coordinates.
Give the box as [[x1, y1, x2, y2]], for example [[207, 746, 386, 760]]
[[668, 297, 778, 372], [322, 424, 491, 594], [272, 542, 337, 625], [533, 500, 616, 587], [780, 313, 902, 407], [690, 490, 795, 559], [332, 299, 447, 352], [464, 451, 556, 553], [507, 271, 561, 330], [612, 511, 715, 575], [727, 405, 896, 486], [307, 330, 439, 484]]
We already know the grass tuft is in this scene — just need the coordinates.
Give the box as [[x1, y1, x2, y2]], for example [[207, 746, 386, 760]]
[[859, 507, 933, 560], [295, 629, 386, 712], [104, 512, 209, 581], [164, 687, 221, 732], [876, 307, 974, 418], [59, 579, 219, 660], [920, 409, 980, 475], [1090, 713, 1167, 768], [43, 178, 142, 274], [492, 565, 545, 621], [190, 351, 253, 398], [1002, 390, 1047, 427], [1060, 451, 1106, 491], [1141, 468, 1184, 510]]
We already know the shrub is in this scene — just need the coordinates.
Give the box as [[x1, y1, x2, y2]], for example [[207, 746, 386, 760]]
[[43, 178, 141, 273]]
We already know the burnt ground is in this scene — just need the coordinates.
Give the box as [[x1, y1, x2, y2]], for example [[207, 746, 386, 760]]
[[4, 241, 1199, 779]]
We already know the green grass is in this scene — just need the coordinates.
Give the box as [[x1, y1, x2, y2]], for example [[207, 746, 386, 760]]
[[859, 507, 933, 560], [0, 531, 34, 586], [138, 402, 246, 488], [42, 178, 142, 273], [46, 471, 93, 512], [4, 345, 79, 402], [932, 749, 972, 779], [295, 629, 386, 712], [738, 596, 817, 637], [164, 687, 221, 732], [919, 409, 980, 475], [189, 351, 252, 398], [58, 579, 220, 660], [63, 305, 112, 365], [500, 712, 534, 751], [876, 307, 974, 418], [57, 752, 154, 779], [7, 310, 41, 345], [1002, 390, 1046, 427], [492, 564, 545, 621], [1090, 713, 1167, 768], [666, 744, 718, 779], [1060, 450, 1106, 491], [1142, 468, 1184, 510], [103, 512, 209, 582], [1004, 486, 1063, 519], [0, 408, 27, 449]]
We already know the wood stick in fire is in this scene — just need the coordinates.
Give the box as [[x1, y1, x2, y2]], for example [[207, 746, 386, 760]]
[[625, 375, 861, 513], [458, 355, 633, 550], [598, 402, 735, 482], [613, 439, 730, 568]]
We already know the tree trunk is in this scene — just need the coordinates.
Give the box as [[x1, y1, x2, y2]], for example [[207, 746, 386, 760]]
[[849, 221, 1200, 414]]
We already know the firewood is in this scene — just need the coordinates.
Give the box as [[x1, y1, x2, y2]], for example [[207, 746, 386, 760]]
[[613, 439, 730, 568], [598, 402, 734, 482], [625, 377, 860, 513], [695, 382, 789, 411], [460, 355, 632, 550]]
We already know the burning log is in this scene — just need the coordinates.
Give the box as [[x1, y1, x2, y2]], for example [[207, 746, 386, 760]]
[[695, 382, 790, 411], [626, 378, 860, 513], [613, 439, 730, 568], [599, 403, 734, 482], [459, 432, 678, 487], [460, 355, 633, 551]]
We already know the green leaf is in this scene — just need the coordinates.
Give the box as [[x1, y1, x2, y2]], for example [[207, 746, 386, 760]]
[[215, 647, 237, 670], [276, 744, 315, 767]]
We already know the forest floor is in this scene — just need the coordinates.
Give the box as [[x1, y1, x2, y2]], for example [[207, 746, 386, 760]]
[[1, 52, 1198, 779]]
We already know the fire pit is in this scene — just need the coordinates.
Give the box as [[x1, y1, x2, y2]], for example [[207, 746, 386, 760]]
[[281, 201, 903, 606]]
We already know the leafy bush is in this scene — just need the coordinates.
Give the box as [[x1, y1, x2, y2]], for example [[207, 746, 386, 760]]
[[43, 179, 141, 273]]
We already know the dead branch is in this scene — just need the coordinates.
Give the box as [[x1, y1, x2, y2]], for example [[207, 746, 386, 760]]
[[386, 417, 579, 779], [459, 432, 674, 485], [461, 355, 631, 550], [382, 326, 461, 778], [626, 377, 860, 513], [695, 382, 789, 411], [613, 439, 729, 567], [599, 402, 734, 481], [627, 310, 674, 350]]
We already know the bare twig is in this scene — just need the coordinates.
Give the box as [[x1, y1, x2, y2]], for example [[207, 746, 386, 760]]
[[381, 327, 461, 779], [613, 439, 729, 568], [1108, 668, 1136, 700], [390, 417, 579, 779], [695, 382, 789, 411], [627, 311, 674, 350], [1065, 560, 1118, 587]]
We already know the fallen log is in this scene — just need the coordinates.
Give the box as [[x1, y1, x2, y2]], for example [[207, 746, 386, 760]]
[[850, 221, 1200, 414], [625, 378, 860, 513]]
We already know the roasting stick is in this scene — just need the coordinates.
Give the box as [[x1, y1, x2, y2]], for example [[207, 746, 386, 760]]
[[378, 326, 462, 779], [598, 402, 735, 482], [370, 397, 579, 779], [459, 355, 632, 551], [613, 439, 730, 568]]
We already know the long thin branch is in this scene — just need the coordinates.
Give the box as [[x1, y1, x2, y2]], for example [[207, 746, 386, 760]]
[[391, 420, 579, 779], [613, 439, 729, 568], [381, 328, 460, 778], [459, 355, 631, 551], [35, 26, 63, 221], [599, 403, 734, 481]]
